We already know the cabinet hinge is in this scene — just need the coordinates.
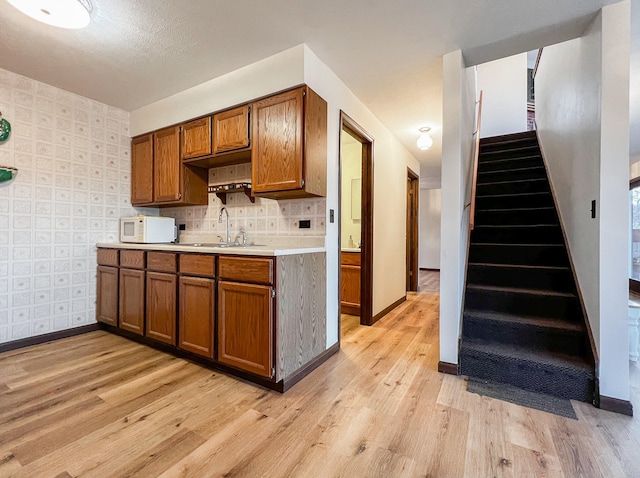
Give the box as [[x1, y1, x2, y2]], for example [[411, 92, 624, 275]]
[[301, 179, 305, 187], [271, 367, 276, 377], [271, 289, 276, 299]]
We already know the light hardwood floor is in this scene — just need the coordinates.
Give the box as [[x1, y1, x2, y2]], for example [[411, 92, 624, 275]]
[[1, 270, 639, 477]]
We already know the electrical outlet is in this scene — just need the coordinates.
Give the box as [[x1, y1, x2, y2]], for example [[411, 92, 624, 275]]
[[299, 220, 311, 229], [330, 209, 335, 223]]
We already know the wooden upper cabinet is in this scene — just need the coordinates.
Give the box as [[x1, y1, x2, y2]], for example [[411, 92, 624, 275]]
[[182, 117, 212, 160], [131, 134, 154, 205], [154, 126, 182, 203], [251, 86, 327, 199], [213, 105, 250, 154]]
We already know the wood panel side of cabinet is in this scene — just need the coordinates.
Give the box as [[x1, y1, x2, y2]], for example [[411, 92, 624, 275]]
[[179, 276, 214, 358], [213, 105, 250, 154], [218, 281, 273, 378], [146, 271, 177, 345], [131, 134, 154, 205], [96, 266, 119, 326], [153, 126, 182, 203], [182, 117, 212, 159], [251, 88, 304, 193], [119, 268, 145, 335], [303, 87, 327, 197]]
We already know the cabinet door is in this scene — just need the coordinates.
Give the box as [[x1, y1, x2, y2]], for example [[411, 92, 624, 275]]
[[154, 126, 182, 203], [213, 105, 250, 154], [179, 276, 214, 358], [341, 264, 361, 314], [251, 88, 304, 193], [119, 268, 145, 335], [131, 134, 154, 205], [182, 117, 212, 159], [97, 266, 119, 326], [218, 281, 273, 378], [146, 271, 177, 345]]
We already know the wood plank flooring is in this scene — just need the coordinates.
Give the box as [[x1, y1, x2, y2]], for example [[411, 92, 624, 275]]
[[1, 271, 639, 477]]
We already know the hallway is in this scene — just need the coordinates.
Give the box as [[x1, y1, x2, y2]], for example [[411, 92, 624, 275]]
[[1, 270, 639, 477]]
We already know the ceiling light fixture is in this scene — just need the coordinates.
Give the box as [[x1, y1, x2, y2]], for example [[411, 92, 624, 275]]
[[7, 0, 92, 29], [417, 127, 433, 151]]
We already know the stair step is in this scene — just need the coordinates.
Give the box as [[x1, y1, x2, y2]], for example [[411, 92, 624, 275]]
[[464, 284, 580, 320], [459, 338, 594, 402], [478, 166, 546, 183], [475, 191, 554, 210], [476, 177, 549, 195], [467, 262, 573, 291], [479, 145, 541, 161], [468, 243, 568, 266], [471, 224, 563, 244], [480, 131, 537, 145], [474, 207, 557, 226], [477, 155, 544, 172], [463, 309, 587, 356]]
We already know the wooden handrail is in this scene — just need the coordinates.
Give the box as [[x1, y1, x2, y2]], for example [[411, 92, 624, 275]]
[[469, 90, 483, 230]]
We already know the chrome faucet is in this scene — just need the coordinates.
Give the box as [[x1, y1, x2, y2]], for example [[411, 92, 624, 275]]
[[218, 207, 230, 244]]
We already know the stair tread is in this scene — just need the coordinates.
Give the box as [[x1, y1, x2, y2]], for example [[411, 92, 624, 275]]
[[475, 206, 555, 213], [468, 262, 569, 271], [461, 338, 593, 373], [470, 242, 564, 247], [478, 177, 547, 186], [480, 131, 537, 144], [476, 191, 551, 199], [478, 165, 545, 175], [466, 283, 576, 298], [474, 223, 559, 229], [480, 146, 540, 157], [478, 154, 542, 165], [464, 309, 584, 331]]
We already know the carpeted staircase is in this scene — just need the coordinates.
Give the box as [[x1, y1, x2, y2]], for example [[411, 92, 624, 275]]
[[460, 130, 596, 403]]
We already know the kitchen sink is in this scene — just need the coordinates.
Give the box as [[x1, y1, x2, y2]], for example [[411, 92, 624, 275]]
[[180, 243, 264, 248]]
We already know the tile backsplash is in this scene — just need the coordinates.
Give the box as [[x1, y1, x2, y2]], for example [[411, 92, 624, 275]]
[[0, 68, 147, 343], [163, 163, 326, 240]]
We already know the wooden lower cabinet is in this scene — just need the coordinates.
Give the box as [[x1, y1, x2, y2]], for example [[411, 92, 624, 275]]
[[146, 271, 177, 345], [179, 276, 214, 358], [119, 268, 145, 335], [218, 280, 273, 378], [96, 266, 118, 326], [341, 252, 361, 315]]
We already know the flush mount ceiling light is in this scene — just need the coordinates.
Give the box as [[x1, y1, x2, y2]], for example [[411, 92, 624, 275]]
[[417, 127, 433, 151], [7, 0, 92, 29]]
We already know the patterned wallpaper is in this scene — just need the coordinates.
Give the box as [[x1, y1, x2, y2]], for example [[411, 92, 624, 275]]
[[0, 68, 143, 344], [163, 160, 327, 239]]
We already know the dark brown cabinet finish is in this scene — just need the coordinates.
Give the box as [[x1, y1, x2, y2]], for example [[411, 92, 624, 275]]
[[146, 271, 177, 345], [218, 281, 273, 378], [213, 105, 250, 154], [119, 268, 145, 335], [179, 276, 214, 358], [251, 86, 327, 199], [182, 117, 212, 160], [97, 266, 119, 326], [131, 134, 154, 206]]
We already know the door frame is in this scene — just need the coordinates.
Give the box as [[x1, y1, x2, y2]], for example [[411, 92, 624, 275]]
[[406, 168, 419, 292], [339, 112, 374, 326]]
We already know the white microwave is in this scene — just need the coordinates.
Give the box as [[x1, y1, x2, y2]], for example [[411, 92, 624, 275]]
[[120, 216, 176, 243]]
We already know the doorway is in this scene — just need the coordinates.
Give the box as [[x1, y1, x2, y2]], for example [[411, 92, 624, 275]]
[[406, 169, 419, 292], [339, 112, 374, 326]]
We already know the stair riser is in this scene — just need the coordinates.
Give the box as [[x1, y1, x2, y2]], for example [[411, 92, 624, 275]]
[[479, 147, 541, 161], [477, 180, 549, 196], [467, 265, 573, 292], [471, 225, 563, 244], [480, 135, 538, 151], [478, 155, 543, 172], [462, 316, 586, 356], [468, 244, 569, 266], [480, 131, 537, 145], [459, 346, 594, 401], [474, 209, 558, 226], [475, 193, 554, 210], [478, 167, 546, 184], [464, 288, 580, 320]]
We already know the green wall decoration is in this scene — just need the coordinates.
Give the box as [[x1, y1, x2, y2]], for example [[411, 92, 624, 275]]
[[0, 111, 11, 143]]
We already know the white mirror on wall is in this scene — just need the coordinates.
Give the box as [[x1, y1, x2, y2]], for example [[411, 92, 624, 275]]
[[351, 178, 361, 220]]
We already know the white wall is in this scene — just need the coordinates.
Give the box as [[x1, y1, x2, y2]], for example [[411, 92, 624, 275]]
[[131, 45, 420, 348], [536, 1, 631, 401], [439, 50, 477, 365], [477, 53, 528, 138], [0, 68, 146, 343], [419, 187, 441, 269]]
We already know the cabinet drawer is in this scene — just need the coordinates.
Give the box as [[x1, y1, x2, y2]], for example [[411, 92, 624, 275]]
[[97, 248, 119, 266], [219, 256, 273, 285], [341, 252, 361, 266], [180, 254, 216, 277], [147, 252, 177, 272], [120, 250, 145, 269]]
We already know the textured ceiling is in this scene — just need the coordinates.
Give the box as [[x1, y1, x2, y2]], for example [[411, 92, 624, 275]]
[[0, 0, 634, 175]]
